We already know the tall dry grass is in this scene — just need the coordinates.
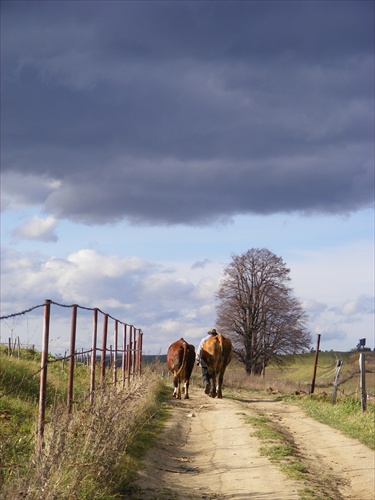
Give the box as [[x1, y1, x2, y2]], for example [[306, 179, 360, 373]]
[[1, 368, 167, 500], [223, 369, 312, 395]]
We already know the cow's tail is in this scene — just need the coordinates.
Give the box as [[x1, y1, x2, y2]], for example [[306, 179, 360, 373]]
[[175, 339, 188, 378]]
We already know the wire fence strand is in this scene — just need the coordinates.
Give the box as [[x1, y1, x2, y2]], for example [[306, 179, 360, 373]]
[[1, 300, 135, 328]]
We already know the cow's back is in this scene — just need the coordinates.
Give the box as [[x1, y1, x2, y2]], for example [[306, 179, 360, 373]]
[[219, 335, 232, 370], [167, 338, 195, 399], [167, 338, 184, 372], [202, 334, 232, 373], [167, 338, 195, 376], [201, 334, 232, 398], [184, 342, 196, 377]]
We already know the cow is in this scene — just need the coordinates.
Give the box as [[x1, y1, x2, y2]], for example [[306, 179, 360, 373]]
[[166, 338, 196, 399], [201, 333, 232, 399]]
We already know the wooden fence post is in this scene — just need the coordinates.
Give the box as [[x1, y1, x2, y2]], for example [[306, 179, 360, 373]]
[[331, 359, 342, 404], [67, 305, 77, 414], [359, 353, 367, 412], [36, 299, 51, 459], [310, 334, 321, 394], [90, 309, 98, 404]]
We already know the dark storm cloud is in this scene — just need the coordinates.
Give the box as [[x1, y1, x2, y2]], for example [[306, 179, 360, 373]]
[[2, 1, 374, 225]]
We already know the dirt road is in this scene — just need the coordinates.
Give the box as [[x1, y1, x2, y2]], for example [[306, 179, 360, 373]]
[[132, 387, 374, 499]]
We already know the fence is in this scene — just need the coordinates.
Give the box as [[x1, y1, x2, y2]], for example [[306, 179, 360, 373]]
[[0, 299, 144, 458]]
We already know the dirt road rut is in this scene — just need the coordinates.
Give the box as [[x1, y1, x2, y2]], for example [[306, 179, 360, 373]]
[[132, 387, 374, 499]]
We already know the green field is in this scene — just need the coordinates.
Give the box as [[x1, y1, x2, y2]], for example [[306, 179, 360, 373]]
[[159, 349, 375, 397], [1, 347, 374, 498]]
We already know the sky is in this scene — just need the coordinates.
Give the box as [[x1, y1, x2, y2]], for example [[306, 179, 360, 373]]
[[1, 1, 374, 356]]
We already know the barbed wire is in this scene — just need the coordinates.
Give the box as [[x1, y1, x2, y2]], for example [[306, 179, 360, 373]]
[[0, 343, 138, 398], [0, 303, 45, 320], [0, 300, 139, 330], [0, 341, 137, 359], [49, 300, 137, 327]]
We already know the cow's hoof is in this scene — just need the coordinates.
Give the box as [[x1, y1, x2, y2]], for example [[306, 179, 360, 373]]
[[204, 383, 210, 395]]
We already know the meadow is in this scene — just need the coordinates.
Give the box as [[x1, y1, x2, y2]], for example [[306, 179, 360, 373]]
[[0, 347, 374, 499]]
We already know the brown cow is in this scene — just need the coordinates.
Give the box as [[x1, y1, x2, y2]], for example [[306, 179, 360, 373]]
[[166, 338, 196, 399], [201, 333, 232, 398]]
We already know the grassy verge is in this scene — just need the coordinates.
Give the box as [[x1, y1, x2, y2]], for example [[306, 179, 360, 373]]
[[284, 393, 375, 450], [1, 351, 171, 499], [222, 351, 375, 452]]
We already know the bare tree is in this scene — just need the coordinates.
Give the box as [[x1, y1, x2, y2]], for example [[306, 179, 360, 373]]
[[216, 248, 311, 375]]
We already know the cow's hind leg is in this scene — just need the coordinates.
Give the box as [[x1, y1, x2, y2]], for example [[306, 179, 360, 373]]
[[183, 380, 189, 399], [173, 375, 181, 399], [210, 374, 217, 398], [217, 373, 223, 399], [173, 384, 180, 398], [217, 371, 224, 398]]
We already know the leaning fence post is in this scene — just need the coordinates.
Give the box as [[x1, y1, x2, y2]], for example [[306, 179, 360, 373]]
[[67, 305, 77, 414], [332, 359, 342, 404], [90, 309, 98, 404], [100, 314, 108, 389], [310, 334, 321, 394], [36, 299, 51, 459], [359, 353, 367, 412]]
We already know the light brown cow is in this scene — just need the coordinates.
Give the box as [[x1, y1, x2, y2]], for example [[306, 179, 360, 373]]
[[167, 338, 196, 399], [201, 333, 232, 398]]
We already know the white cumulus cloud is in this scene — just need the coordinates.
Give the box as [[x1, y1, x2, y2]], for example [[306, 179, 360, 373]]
[[12, 215, 58, 242]]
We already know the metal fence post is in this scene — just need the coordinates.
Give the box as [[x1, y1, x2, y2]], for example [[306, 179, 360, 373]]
[[122, 324, 127, 388], [133, 336, 137, 379], [138, 331, 143, 376], [113, 320, 118, 389], [134, 329, 138, 374], [36, 299, 51, 458], [90, 309, 98, 404], [67, 305, 77, 414], [127, 326, 133, 383], [100, 314, 108, 389]]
